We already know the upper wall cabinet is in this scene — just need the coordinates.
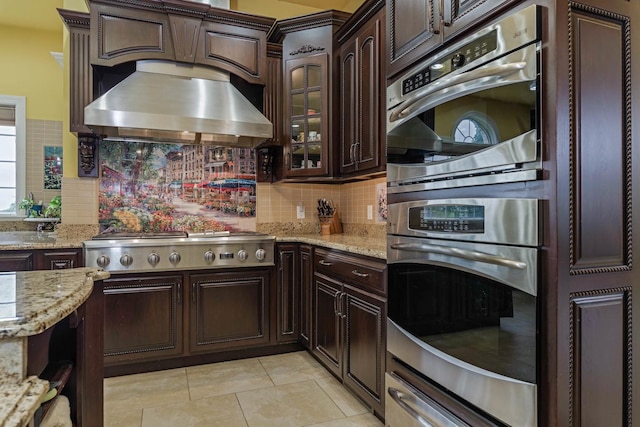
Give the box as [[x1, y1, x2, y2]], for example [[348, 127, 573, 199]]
[[271, 10, 351, 180], [88, 0, 275, 84], [336, 0, 386, 178], [59, 9, 93, 134], [386, 0, 517, 78]]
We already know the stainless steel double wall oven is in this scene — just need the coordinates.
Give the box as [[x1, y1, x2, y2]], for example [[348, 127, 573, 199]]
[[385, 5, 542, 427]]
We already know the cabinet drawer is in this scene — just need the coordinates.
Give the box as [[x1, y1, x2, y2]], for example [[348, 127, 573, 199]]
[[314, 248, 386, 295]]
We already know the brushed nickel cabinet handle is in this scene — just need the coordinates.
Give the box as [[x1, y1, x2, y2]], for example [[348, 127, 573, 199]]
[[351, 269, 369, 277], [319, 259, 333, 266]]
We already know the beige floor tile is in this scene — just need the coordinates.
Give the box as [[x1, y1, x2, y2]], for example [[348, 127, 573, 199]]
[[237, 380, 344, 427], [141, 394, 248, 427], [259, 351, 331, 385], [103, 407, 143, 427], [306, 413, 384, 427], [186, 358, 274, 400], [104, 367, 190, 412], [315, 376, 369, 417]]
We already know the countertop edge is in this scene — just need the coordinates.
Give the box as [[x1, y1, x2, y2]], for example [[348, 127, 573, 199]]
[[274, 234, 386, 260]]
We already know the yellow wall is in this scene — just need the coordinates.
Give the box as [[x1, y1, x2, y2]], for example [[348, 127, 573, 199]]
[[0, 25, 63, 120]]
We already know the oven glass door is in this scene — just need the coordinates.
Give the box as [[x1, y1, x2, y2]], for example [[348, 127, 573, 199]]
[[388, 261, 537, 384]]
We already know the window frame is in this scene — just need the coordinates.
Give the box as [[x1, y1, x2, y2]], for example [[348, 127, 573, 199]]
[[0, 95, 26, 218]]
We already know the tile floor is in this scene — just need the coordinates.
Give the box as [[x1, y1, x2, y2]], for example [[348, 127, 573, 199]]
[[104, 351, 385, 427]]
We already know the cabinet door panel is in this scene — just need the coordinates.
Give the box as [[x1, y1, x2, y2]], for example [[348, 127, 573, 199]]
[[299, 245, 313, 349], [190, 270, 269, 352], [442, 0, 515, 40], [276, 244, 299, 343], [37, 250, 82, 270], [313, 276, 342, 377], [0, 252, 33, 271], [344, 287, 385, 412], [387, 0, 441, 77], [103, 275, 183, 365], [340, 44, 357, 174], [356, 17, 383, 172]]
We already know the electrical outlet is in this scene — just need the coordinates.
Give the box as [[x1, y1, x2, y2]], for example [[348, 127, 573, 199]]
[[367, 205, 373, 220], [297, 204, 305, 219]]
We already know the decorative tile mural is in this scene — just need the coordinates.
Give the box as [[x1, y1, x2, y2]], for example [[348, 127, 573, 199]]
[[98, 141, 257, 233], [44, 146, 63, 190]]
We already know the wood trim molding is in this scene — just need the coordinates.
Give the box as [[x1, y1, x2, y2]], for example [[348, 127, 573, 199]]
[[568, 2, 632, 275]]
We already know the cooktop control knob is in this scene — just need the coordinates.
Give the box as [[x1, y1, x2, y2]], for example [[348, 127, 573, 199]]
[[120, 254, 133, 267], [255, 248, 266, 261], [204, 250, 215, 263], [97, 255, 110, 268], [237, 249, 248, 261], [148, 253, 160, 266], [169, 251, 181, 265]]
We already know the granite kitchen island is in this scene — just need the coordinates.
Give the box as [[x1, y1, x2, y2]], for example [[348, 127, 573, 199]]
[[0, 267, 109, 427]]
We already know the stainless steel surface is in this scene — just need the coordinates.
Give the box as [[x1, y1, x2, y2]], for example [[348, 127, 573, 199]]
[[84, 60, 273, 148], [387, 197, 540, 247], [387, 130, 539, 193], [83, 233, 275, 272], [387, 5, 538, 112], [387, 45, 537, 132], [387, 320, 537, 427], [385, 373, 468, 427], [387, 235, 538, 296]]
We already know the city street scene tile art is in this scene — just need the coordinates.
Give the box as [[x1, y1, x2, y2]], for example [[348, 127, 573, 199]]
[[98, 142, 257, 233]]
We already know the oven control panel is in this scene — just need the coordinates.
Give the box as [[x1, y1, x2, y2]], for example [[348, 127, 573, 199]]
[[408, 204, 485, 233]]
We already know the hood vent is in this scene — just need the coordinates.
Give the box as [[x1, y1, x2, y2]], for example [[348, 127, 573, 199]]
[[84, 60, 273, 148]]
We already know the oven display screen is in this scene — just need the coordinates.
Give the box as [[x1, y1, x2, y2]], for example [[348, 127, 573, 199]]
[[408, 205, 485, 233], [402, 30, 498, 95]]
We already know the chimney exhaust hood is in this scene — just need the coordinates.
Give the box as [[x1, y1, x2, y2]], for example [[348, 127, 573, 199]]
[[84, 60, 273, 148]]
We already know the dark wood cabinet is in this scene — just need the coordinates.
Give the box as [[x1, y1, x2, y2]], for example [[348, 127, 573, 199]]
[[102, 273, 184, 366], [272, 11, 350, 180], [36, 249, 82, 270], [59, 9, 92, 134], [0, 251, 34, 272], [312, 247, 386, 417], [189, 270, 270, 352], [299, 244, 313, 349], [275, 244, 299, 343], [88, 0, 273, 84], [28, 278, 105, 427], [337, 1, 386, 177], [386, 0, 516, 77], [0, 248, 83, 272]]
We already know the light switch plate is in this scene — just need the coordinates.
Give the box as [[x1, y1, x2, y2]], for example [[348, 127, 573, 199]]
[[367, 205, 373, 220], [297, 204, 305, 219]]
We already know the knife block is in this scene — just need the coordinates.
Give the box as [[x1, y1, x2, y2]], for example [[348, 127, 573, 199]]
[[319, 211, 343, 235]]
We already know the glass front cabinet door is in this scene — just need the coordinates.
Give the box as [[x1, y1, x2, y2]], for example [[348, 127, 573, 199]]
[[284, 54, 329, 177]]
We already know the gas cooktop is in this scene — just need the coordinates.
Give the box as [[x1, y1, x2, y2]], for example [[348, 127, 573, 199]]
[[83, 230, 275, 272]]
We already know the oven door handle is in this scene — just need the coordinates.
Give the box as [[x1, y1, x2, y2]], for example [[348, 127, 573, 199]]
[[388, 387, 435, 427], [389, 242, 527, 269], [389, 61, 528, 123]]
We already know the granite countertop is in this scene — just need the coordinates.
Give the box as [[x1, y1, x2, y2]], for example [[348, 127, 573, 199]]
[[0, 267, 109, 427], [273, 233, 386, 260], [0, 267, 109, 338], [0, 231, 88, 250]]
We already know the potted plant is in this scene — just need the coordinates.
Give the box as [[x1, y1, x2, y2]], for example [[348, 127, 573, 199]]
[[18, 197, 34, 217], [44, 196, 62, 218]]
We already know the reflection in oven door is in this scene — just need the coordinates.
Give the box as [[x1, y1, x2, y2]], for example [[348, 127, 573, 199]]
[[389, 263, 536, 384]]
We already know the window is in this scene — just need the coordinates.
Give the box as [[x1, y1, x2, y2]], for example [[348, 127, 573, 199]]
[[453, 112, 499, 145], [0, 96, 26, 217]]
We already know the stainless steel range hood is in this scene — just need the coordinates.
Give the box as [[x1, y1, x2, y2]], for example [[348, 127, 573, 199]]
[[84, 60, 273, 148]]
